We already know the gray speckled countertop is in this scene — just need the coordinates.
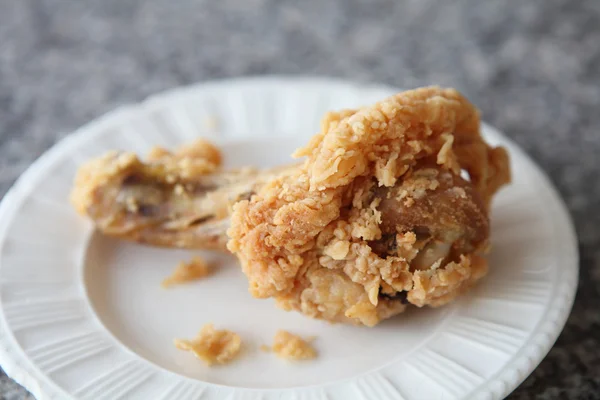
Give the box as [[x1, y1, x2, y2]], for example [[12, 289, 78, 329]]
[[0, 1, 599, 399]]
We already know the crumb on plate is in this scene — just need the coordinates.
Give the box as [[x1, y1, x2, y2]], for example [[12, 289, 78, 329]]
[[266, 330, 317, 361], [174, 323, 242, 366], [162, 256, 211, 288]]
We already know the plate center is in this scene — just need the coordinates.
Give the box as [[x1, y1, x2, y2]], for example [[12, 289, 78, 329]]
[[83, 235, 451, 388]]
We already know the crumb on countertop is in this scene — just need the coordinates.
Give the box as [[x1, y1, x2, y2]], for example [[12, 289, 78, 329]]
[[161, 256, 211, 288], [174, 323, 242, 366], [265, 330, 317, 361]]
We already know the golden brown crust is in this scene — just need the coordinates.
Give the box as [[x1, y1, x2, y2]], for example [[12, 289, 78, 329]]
[[293, 86, 508, 205], [228, 86, 511, 326]]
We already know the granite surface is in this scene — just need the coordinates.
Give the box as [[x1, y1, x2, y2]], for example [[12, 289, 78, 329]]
[[0, 0, 599, 399]]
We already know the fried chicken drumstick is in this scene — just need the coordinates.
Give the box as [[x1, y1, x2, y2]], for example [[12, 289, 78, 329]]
[[71, 139, 294, 249], [227, 87, 510, 326], [72, 86, 510, 326]]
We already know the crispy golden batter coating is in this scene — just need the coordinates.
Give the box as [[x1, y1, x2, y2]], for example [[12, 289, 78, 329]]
[[295, 87, 509, 206], [228, 87, 510, 326]]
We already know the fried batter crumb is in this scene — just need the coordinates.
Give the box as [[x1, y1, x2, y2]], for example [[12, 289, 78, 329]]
[[266, 330, 317, 361], [174, 324, 241, 366], [162, 256, 211, 288]]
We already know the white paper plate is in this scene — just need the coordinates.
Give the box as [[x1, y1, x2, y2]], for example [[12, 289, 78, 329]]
[[0, 77, 578, 400]]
